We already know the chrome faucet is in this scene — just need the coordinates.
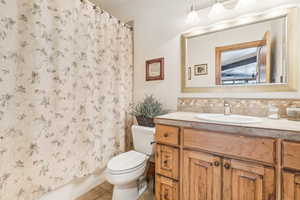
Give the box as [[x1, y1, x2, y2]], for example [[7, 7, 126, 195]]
[[224, 102, 231, 115]]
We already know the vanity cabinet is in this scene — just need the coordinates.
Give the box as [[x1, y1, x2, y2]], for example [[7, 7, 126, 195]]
[[156, 175, 179, 200], [156, 144, 179, 180], [282, 141, 300, 200], [153, 111, 300, 200], [222, 159, 275, 200], [183, 128, 276, 164], [182, 150, 222, 200], [156, 125, 180, 146], [282, 141, 300, 171], [182, 150, 275, 200], [282, 172, 300, 200], [155, 124, 279, 200], [155, 125, 180, 200]]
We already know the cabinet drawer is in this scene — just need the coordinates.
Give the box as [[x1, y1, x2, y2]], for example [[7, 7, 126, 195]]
[[283, 141, 300, 171], [183, 128, 275, 164], [156, 125, 179, 146], [282, 171, 300, 200], [156, 175, 179, 200], [156, 144, 179, 180]]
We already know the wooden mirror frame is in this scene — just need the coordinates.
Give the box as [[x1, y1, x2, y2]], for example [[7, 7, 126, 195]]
[[181, 6, 299, 93]]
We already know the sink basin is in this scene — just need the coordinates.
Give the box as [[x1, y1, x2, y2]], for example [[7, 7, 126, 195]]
[[195, 113, 263, 124]]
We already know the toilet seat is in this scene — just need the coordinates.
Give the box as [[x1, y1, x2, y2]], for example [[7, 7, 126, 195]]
[[107, 151, 148, 175], [107, 162, 146, 175]]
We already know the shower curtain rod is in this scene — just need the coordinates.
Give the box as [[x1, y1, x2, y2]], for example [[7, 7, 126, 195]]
[[80, 0, 134, 31]]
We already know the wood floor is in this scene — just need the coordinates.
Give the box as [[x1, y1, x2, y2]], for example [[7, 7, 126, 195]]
[[76, 181, 154, 200]]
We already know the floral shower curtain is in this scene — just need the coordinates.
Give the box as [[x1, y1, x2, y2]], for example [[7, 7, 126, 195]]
[[0, 0, 133, 199]]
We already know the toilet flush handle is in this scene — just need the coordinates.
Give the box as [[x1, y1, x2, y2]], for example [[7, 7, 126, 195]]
[[150, 141, 156, 145]]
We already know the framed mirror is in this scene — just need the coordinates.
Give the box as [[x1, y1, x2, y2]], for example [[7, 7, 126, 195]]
[[181, 7, 299, 93]]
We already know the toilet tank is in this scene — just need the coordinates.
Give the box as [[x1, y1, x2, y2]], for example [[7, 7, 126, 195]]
[[132, 125, 155, 155]]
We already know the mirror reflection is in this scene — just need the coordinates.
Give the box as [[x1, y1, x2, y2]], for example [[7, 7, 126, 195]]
[[217, 32, 271, 85]]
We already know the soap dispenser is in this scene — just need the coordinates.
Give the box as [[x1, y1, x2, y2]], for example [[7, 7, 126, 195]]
[[268, 105, 280, 119]]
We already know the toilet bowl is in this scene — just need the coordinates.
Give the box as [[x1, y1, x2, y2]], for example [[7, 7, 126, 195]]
[[105, 125, 155, 200], [105, 151, 148, 200]]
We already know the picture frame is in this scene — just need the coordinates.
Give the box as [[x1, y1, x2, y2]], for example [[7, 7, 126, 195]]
[[188, 67, 192, 80], [146, 57, 164, 81], [194, 64, 208, 76]]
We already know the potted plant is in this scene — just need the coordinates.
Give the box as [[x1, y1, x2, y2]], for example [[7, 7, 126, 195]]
[[131, 95, 168, 127]]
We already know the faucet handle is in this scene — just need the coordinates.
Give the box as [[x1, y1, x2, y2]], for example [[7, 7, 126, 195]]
[[224, 103, 231, 107], [224, 102, 231, 115]]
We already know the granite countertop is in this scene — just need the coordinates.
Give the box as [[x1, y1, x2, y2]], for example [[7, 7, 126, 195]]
[[154, 112, 300, 141]]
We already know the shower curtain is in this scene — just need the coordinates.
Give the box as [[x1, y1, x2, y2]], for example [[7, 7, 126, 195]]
[[0, 0, 133, 199]]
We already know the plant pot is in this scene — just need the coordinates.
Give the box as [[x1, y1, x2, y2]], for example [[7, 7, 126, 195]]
[[135, 116, 155, 128]]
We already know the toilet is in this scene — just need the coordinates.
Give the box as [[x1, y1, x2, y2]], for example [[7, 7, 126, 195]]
[[105, 125, 155, 200]]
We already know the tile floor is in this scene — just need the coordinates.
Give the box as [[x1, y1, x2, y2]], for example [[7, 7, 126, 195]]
[[76, 180, 154, 200]]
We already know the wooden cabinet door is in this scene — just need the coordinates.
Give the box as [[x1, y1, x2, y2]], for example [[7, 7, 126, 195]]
[[156, 175, 179, 200], [156, 144, 179, 180], [223, 159, 275, 200], [282, 171, 300, 200], [183, 150, 222, 200]]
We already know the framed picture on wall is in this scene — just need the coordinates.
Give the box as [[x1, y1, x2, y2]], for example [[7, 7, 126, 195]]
[[194, 64, 208, 76], [146, 57, 164, 81], [188, 67, 192, 80]]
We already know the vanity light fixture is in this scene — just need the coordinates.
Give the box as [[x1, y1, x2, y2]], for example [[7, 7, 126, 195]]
[[235, 0, 257, 11], [186, 5, 200, 25], [187, 0, 258, 23], [209, 0, 228, 19]]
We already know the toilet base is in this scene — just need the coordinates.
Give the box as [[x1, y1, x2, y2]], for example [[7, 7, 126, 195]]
[[138, 177, 147, 196], [112, 179, 147, 200]]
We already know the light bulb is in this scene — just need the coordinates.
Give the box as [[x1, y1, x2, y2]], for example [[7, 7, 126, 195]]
[[209, 2, 227, 19], [235, 0, 257, 11], [186, 10, 200, 25]]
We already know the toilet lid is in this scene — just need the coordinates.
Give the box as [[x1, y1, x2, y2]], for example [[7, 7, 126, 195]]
[[107, 151, 147, 172]]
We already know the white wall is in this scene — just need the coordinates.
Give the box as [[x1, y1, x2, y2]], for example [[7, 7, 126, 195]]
[[101, 0, 300, 111]]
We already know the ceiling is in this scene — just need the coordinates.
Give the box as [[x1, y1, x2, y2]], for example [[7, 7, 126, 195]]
[[90, 0, 220, 12], [90, 0, 132, 9]]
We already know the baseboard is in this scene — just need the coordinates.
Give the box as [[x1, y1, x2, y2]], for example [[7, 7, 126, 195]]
[[39, 170, 106, 200]]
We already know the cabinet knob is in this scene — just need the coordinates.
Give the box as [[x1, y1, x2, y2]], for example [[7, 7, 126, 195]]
[[163, 160, 168, 165], [162, 189, 170, 200], [214, 161, 220, 167], [224, 163, 231, 169], [164, 193, 169, 200], [268, 194, 275, 200], [163, 133, 169, 137]]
